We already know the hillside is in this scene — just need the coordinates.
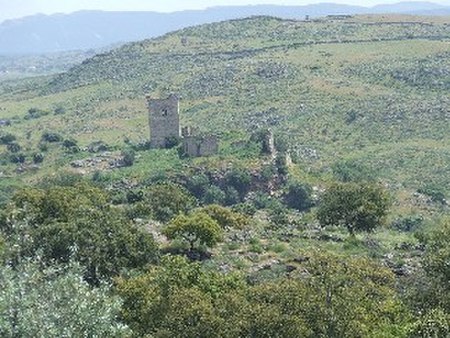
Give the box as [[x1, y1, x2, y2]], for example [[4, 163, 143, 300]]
[[1, 2, 449, 54], [0, 14, 449, 336], [0, 15, 449, 197]]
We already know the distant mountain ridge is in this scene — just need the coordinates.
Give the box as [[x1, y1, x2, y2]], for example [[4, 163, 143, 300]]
[[0, 1, 449, 55]]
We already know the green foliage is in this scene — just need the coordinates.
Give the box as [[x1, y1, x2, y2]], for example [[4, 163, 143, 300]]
[[0, 133, 16, 145], [164, 136, 181, 149], [202, 185, 226, 205], [121, 148, 135, 167], [163, 211, 223, 251], [32, 152, 44, 164], [9, 153, 25, 164], [408, 308, 450, 338], [117, 252, 406, 337], [24, 107, 49, 120], [419, 218, 450, 310], [317, 182, 391, 234], [145, 183, 197, 222], [116, 255, 244, 337], [275, 152, 289, 176], [391, 215, 424, 232], [62, 138, 78, 148], [198, 204, 249, 229], [332, 159, 377, 182], [2, 184, 159, 281], [186, 173, 210, 199], [41, 131, 63, 143], [0, 259, 129, 337], [6, 142, 21, 153], [282, 181, 313, 211], [225, 167, 252, 198], [417, 185, 447, 204]]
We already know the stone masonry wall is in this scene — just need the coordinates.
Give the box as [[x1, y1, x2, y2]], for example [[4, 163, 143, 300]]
[[147, 94, 180, 148]]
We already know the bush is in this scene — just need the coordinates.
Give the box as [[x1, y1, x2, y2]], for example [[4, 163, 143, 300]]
[[203, 185, 226, 205], [41, 132, 63, 143], [62, 138, 78, 148], [408, 308, 450, 338], [317, 182, 390, 234], [9, 153, 25, 164], [54, 106, 66, 115], [87, 141, 109, 153], [2, 184, 159, 282], [163, 211, 223, 251], [391, 215, 423, 232], [282, 181, 313, 211], [418, 185, 447, 205], [186, 173, 210, 199], [6, 142, 21, 153], [121, 149, 135, 167], [0, 260, 129, 337], [145, 183, 197, 222], [24, 107, 49, 120], [225, 167, 252, 198], [198, 204, 248, 229], [224, 186, 241, 205], [0, 133, 16, 145], [32, 153, 44, 164], [333, 160, 376, 182]]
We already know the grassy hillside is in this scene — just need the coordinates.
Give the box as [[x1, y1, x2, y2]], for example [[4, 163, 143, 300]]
[[0, 15, 449, 196]]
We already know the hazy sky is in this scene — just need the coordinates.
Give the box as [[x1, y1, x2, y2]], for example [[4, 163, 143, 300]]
[[0, 0, 448, 22]]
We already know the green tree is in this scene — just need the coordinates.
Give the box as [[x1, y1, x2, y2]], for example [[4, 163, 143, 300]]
[[116, 255, 244, 337], [163, 211, 223, 251], [225, 167, 252, 199], [282, 181, 313, 211], [412, 218, 450, 313], [145, 183, 197, 222], [198, 204, 248, 229], [116, 252, 406, 338], [0, 260, 129, 337], [2, 184, 159, 282], [317, 182, 390, 234], [408, 308, 449, 338]]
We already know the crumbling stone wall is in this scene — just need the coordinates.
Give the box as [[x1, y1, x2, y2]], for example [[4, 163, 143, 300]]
[[183, 135, 218, 157], [147, 94, 180, 148]]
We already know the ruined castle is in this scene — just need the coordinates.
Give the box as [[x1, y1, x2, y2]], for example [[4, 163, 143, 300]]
[[146, 94, 218, 157]]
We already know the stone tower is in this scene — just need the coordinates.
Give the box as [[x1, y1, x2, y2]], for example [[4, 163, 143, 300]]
[[147, 94, 180, 148]]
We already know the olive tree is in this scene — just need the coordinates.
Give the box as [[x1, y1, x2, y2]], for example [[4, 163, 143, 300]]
[[317, 182, 390, 234], [163, 211, 223, 251]]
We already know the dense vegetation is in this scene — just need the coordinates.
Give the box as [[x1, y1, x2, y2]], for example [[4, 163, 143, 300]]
[[0, 14, 449, 336]]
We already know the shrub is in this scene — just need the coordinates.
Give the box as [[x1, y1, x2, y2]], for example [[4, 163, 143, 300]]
[[0, 260, 129, 337], [145, 183, 197, 222], [9, 153, 25, 164], [6, 142, 21, 153], [62, 138, 78, 148], [0, 133, 16, 145], [198, 204, 248, 229], [203, 185, 226, 205], [24, 107, 49, 120], [317, 182, 390, 234], [41, 132, 63, 143], [32, 153, 44, 164], [418, 185, 447, 205], [225, 167, 252, 198], [186, 173, 210, 199], [163, 211, 223, 251], [282, 181, 313, 211], [121, 149, 135, 167], [391, 215, 423, 232]]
